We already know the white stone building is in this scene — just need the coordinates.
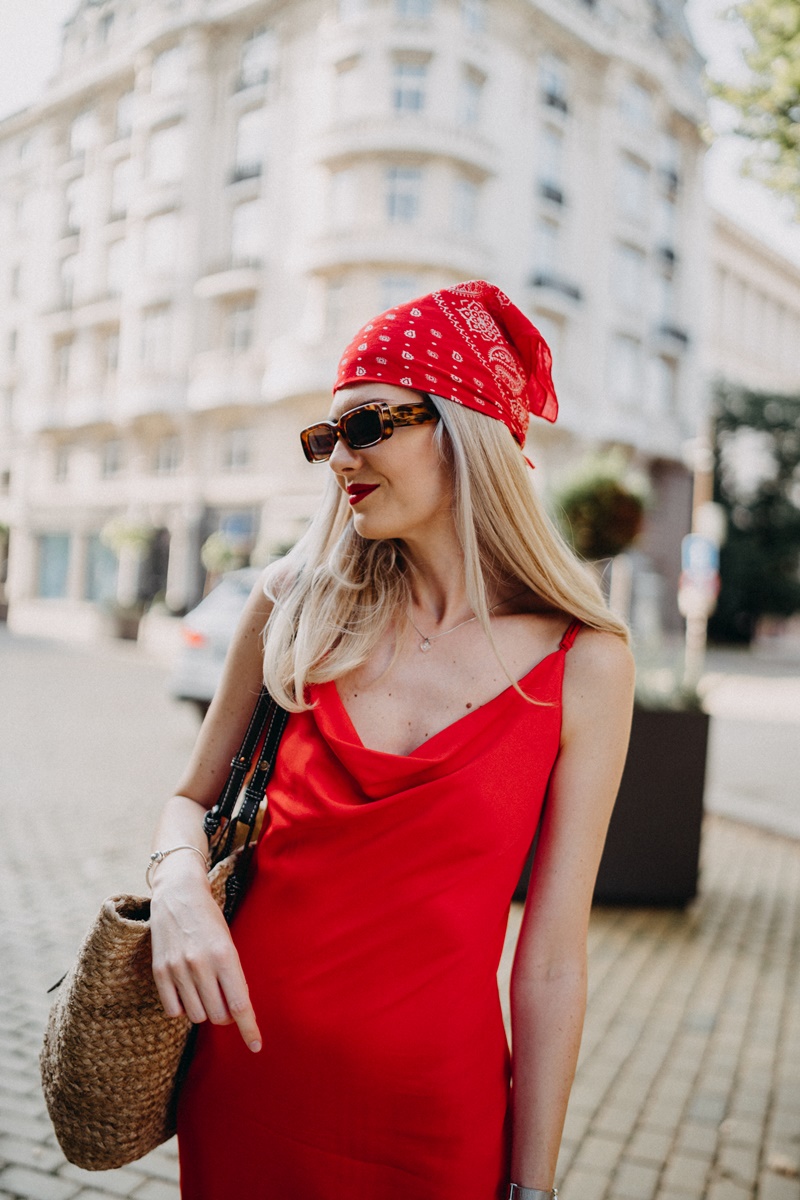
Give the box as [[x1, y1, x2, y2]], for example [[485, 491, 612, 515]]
[[0, 0, 708, 637], [707, 211, 800, 397]]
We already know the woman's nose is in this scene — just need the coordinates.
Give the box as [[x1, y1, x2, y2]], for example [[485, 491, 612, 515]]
[[329, 435, 363, 472]]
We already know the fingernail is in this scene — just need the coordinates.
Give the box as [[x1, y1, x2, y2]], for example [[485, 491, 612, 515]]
[[249, 1040, 262, 1053]]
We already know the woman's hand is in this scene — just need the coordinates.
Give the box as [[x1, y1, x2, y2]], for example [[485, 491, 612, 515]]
[[149, 853, 262, 1052]]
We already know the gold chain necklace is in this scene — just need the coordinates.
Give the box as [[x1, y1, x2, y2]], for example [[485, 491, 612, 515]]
[[407, 590, 527, 653]]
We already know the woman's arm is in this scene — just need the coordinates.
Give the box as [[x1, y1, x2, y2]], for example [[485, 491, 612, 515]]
[[509, 630, 635, 1190], [148, 572, 275, 1053]]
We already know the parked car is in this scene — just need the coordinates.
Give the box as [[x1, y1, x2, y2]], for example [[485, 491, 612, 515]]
[[170, 568, 261, 717]]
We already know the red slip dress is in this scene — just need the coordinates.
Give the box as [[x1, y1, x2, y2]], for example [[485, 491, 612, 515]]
[[177, 617, 582, 1200]]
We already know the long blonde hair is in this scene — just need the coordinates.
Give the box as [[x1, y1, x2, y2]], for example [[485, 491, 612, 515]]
[[263, 394, 629, 711]]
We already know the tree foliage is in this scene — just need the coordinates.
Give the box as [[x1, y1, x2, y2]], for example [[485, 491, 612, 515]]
[[710, 382, 800, 642], [711, 0, 800, 211]]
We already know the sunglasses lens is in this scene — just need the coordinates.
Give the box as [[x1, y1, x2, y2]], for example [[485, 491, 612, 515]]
[[342, 406, 384, 448], [303, 425, 336, 462]]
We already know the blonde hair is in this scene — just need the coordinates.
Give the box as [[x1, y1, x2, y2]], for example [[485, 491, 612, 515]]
[[263, 395, 629, 711]]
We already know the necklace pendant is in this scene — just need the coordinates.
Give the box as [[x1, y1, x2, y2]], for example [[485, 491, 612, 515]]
[[419, 638, 432, 652]]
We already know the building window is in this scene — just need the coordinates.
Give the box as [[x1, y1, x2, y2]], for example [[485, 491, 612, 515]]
[[154, 434, 182, 475], [64, 178, 83, 235], [238, 27, 276, 89], [222, 428, 252, 471], [459, 68, 484, 126], [60, 256, 77, 308], [613, 243, 645, 312], [101, 327, 120, 377], [540, 53, 568, 112], [232, 109, 264, 180], [85, 534, 118, 603], [224, 300, 255, 354], [538, 126, 564, 203], [7, 329, 17, 363], [617, 155, 649, 224], [54, 446, 70, 483], [140, 306, 172, 373], [654, 269, 675, 323], [330, 168, 357, 230], [338, 0, 368, 18], [98, 12, 115, 44], [151, 44, 188, 94], [619, 80, 653, 130], [110, 158, 133, 219], [101, 438, 124, 479], [655, 191, 677, 250], [609, 333, 643, 408], [147, 123, 186, 184], [144, 211, 180, 275], [380, 274, 419, 311], [394, 0, 433, 17], [10, 263, 21, 299], [115, 90, 135, 139], [37, 534, 71, 599], [69, 110, 95, 157], [54, 339, 72, 388], [230, 199, 263, 267], [532, 310, 562, 359], [461, 0, 486, 33], [648, 355, 677, 416], [326, 277, 347, 336], [392, 60, 427, 114], [535, 218, 560, 277], [453, 177, 479, 235], [386, 166, 422, 223], [107, 239, 128, 296]]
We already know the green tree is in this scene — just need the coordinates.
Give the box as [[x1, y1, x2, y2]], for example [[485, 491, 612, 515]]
[[711, 0, 800, 211], [710, 383, 800, 642]]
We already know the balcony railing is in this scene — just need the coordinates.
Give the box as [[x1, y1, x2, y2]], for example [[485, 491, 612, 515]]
[[228, 162, 263, 184], [656, 322, 690, 345], [538, 181, 565, 206], [530, 272, 582, 301]]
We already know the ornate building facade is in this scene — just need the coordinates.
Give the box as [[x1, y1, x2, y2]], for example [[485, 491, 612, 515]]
[[0, 0, 707, 636]]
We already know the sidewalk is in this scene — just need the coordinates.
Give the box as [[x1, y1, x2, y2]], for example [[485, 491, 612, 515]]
[[500, 815, 800, 1200], [0, 631, 798, 1199]]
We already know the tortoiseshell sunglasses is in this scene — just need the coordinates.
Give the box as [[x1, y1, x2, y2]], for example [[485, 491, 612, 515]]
[[300, 400, 438, 463]]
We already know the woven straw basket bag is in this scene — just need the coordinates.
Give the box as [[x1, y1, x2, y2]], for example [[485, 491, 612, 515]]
[[40, 860, 232, 1169], [39, 690, 288, 1171]]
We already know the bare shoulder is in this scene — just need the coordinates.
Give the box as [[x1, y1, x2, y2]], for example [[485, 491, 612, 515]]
[[562, 626, 636, 740]]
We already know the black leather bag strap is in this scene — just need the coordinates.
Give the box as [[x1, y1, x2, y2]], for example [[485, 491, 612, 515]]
[[203, 687, 290, 922]]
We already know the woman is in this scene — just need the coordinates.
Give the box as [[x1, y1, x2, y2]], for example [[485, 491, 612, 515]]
[[149, 281, 635, 1200]]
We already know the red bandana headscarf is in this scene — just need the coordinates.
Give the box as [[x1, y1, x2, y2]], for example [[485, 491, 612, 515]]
[[334, 280, 558, 446]]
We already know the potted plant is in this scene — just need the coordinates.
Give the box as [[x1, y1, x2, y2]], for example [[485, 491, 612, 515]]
[[514, 453, 710, 907], [100, 518, 155, 639], [591, 663, 710, 906]]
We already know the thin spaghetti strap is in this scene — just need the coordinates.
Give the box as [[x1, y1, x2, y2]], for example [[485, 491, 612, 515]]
[[559, 617, 583, 651]]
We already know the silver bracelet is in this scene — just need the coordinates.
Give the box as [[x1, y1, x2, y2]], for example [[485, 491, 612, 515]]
[[146, 844, 209, 889], [508, 1187, 558, 1200]]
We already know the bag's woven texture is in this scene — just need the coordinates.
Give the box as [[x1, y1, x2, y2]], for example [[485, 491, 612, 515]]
[[40, 856, 233, 1170]]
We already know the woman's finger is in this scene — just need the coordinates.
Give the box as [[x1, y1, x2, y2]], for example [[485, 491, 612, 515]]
[[217, 961, 262, 1051]]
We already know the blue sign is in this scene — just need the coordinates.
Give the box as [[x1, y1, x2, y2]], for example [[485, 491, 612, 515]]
[[681, 534, 719, 579]]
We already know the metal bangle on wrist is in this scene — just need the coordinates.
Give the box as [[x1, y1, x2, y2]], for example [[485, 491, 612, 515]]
[[508, 1186, 558, 1200]]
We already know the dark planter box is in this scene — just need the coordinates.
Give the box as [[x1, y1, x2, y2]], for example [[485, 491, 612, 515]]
[[514, 706, 710, 907], [593, 706, 710, 906]]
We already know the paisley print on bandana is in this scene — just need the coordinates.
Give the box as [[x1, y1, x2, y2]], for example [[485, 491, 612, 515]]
[[334, 280, 557, 447]]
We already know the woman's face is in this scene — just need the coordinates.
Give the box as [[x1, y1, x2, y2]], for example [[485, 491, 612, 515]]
[[326, 384, 454, 545]]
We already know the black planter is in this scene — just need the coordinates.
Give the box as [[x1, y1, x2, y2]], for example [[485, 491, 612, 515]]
[[514, 706, 710, 907], [593, 706, 710, 906]]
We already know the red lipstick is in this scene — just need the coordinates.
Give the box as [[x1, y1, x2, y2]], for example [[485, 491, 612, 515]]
[[347, 484, 379, 506]]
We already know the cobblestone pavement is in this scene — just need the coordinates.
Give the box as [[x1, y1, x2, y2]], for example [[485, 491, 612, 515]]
[[1, 630, 799, 1200]]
